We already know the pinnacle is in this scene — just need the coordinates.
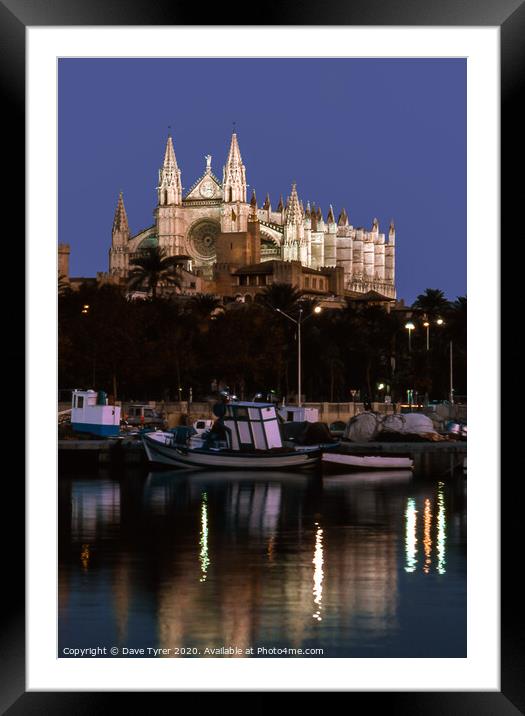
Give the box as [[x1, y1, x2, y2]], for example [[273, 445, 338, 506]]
[[112, 191, 129, 234], [163, 134, 178, 168], [338, 208, 348, 226], [285, 182, 302, 225], [226, 131, 243, 166]]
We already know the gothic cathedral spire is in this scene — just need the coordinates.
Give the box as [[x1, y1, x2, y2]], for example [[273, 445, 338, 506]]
[[223, 131, 247, 203], [110, 191, 130, 278], [112, 191, 130, 244], [285, 183, 302, 225], [157, 133, 182, 206]]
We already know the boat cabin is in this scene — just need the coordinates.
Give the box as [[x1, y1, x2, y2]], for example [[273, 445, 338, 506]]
[[71, 389, 121, 437], [278, 405, 319, 423], [222, 402, 283, 451]]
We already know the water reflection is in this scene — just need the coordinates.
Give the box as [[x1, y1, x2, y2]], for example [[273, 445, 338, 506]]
[[199, 492, 210, 582], [423, 498, 432, 574], [437, 482, 447, 575], [405, 498, 418, 573], [404, 483, 448, 575], [312, 523, 324, 621], [59, 465, 466, 657], [70, 480, 121, 541]]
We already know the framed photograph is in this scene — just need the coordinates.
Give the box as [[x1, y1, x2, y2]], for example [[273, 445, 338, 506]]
[[2, 0, 519, 710]]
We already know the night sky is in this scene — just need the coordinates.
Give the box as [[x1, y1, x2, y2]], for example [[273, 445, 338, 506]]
[[58, 58, 466, 304]]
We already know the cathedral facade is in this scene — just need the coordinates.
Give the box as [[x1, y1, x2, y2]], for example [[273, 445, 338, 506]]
[[109, 132, 396, 298]]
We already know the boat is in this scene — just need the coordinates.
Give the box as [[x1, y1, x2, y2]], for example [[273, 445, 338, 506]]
[[142, 400, 324, 470], [70, 389, 121, 437], [322, 452, 414, 471]]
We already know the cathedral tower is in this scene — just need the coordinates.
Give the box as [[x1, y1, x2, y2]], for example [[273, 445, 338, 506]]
[[385, 220, 396, 286], [222, 131, 249, 233], [324, 205, 337, 267], [283, 183, 305, 262], [109, 191, 130, 277], [155, 133, 185, 255], [336, 208, 353, 282], [374, 221, 386, 282], [363, 219, 376, 280]]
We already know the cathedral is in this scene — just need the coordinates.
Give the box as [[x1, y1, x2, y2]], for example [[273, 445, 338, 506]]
[[108, 131, 396, 299]]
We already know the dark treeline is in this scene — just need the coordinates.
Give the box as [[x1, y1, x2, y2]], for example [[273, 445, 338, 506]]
[[58, 283, 466, 404]]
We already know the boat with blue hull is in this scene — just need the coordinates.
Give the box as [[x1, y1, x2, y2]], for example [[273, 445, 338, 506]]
[[142, 400, 332, 470], [70, 389, 121, 437]]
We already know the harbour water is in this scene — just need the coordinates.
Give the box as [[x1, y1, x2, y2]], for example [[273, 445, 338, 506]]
[[58, 458, 466, 658]]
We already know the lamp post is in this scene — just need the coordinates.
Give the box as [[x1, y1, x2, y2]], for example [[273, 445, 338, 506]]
[[275, 304, 322, 407], [405, 322, 415, 352]]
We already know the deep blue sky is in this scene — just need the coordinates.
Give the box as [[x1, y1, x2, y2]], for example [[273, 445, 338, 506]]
[[58, 58, 466, 304]]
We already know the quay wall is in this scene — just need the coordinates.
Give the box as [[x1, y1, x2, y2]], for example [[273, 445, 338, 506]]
[[58, 400, 466, 428]]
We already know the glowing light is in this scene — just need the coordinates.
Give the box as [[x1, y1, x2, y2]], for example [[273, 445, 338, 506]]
[[199, 492, 210, 582], [423, 498, 432, 574], [405, 498, 418, 573], [436, 318, 444, 325], [314, 305, 322, 314], [423, 321, 430, 327], [377, 383, 385, 390], [80, 543, 90, 571], [312, 522, 324, 621], [405, 322, 415, 330], [437, 482, 447, 574], [267, 534, 275, 563]]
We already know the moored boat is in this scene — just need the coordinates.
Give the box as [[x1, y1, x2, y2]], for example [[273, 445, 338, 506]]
[[70, 389, 121, 437], [142, 400, 324, 470], [322, 451, 414, 472]]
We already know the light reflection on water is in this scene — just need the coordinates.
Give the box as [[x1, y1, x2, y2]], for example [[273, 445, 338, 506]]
[[58, 462, 466, 657]]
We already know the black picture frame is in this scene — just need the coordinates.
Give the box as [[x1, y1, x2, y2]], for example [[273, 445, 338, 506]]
[[3, 0, 520, 711]]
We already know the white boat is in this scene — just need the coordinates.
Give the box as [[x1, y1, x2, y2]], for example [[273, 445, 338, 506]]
[[142, 401, 323, 470], [71, 389, 121, 437], [322, 452, 414, 471]]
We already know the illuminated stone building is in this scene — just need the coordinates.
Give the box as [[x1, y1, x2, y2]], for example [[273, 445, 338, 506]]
[[107, 131, 397, 300]]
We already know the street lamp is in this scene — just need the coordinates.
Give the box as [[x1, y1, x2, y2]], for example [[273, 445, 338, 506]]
[[405, 322, 415, 352], [423, 316, 445, 350], [275, 303, 322, 407]]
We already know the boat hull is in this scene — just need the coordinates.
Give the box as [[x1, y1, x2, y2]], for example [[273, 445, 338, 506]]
[[143, 432, 321, 470], [322, 452, 414, 471]]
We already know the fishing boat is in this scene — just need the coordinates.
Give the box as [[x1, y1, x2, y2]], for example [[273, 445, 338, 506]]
[[142, 401, 324, 470], [322, 452, 414, 472], [70, 389, 121, 437]]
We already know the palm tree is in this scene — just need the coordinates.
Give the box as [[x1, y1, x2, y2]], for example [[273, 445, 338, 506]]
[[127, 246, 182, 299], [447, 295, 467, 343], [412, 288, 451, 318], [58, 273, 70, 295], [257, 282, 302, 313]]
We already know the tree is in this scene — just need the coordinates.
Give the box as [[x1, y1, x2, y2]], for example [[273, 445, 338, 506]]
[[412, 288, 451, 318], [58, 273, 70, 295], [257, 282, 302, 313], [127, 246, 183, 299]]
